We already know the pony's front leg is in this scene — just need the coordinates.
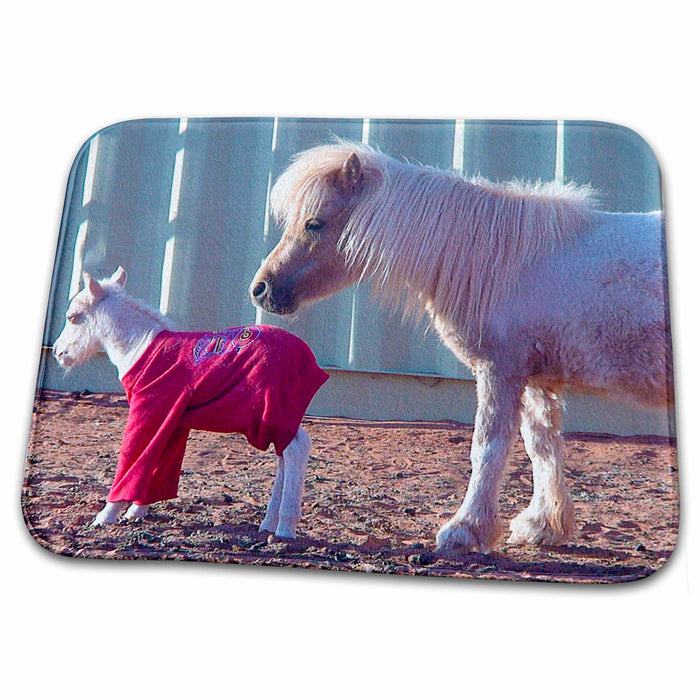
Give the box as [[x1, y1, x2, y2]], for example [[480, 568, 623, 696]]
[[91, 500, 130, 526], [275, 428, 311, 539], [436, 367, 525, 554], [508, 385, 576, 546]]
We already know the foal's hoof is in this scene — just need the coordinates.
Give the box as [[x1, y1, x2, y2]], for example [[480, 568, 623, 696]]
[[90, 500, 128, 527], [124, 503, 150, 521]]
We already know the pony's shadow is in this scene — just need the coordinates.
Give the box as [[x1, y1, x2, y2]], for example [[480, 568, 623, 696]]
[[201, 521, 656, 581]]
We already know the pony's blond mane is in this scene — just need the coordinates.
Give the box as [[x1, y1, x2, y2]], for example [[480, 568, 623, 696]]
[[272, 142, 598, 338]]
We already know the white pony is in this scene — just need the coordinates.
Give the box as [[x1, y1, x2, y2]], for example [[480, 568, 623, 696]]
[[53, 267, 323, 538], [250, 141, 673, 554]]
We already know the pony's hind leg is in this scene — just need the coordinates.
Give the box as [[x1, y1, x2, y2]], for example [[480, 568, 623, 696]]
[[508, 385, 576, 546], [273, 427, 311, 540], [436, 366, 525, 554]]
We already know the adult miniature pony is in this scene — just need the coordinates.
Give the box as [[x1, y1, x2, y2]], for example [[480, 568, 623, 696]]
[[250, 142, 673, 554], [54, 267, 328, 537]]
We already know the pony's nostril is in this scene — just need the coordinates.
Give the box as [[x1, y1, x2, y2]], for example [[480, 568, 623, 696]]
[[252, 281, 267, 299]]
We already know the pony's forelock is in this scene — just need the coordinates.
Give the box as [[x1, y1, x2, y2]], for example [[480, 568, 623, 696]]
[[270, 142, 386, 228]]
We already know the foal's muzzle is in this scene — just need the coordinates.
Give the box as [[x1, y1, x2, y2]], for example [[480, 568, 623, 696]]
[[53, 346, 73, 367]]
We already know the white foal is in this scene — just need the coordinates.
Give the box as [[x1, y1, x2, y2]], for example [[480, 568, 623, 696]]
[[54, 267, 320, 539]]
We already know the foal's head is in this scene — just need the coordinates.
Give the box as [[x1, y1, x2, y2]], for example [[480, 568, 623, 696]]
[[250, 144, 382, 315], [53, 267, 127, 367]]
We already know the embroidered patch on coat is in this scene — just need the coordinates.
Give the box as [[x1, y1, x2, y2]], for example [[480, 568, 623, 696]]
[[193, 326, 261, 365]]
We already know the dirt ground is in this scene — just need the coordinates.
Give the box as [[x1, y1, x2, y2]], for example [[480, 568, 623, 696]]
[[22, 389, 679, 584]]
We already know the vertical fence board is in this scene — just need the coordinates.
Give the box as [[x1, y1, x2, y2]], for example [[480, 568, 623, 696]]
[[562, 121, 661, 212], [44, 141, 90, 345], [461, 119, 558, 181], [350, 119, 471, 377], [257, 118, 364, 367], [367, 118, 456, 166], [81, 121, 177, 309], [166, 118, 274, 330]]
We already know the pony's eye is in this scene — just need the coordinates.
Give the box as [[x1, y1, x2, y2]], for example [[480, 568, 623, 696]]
[[305, 219, 325, 232], [67, 313, 83, 325]]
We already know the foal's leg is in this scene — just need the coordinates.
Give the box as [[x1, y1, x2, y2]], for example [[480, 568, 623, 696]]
[[259, 456, 285, 535], [275, 428, 311, 539], [508, 386, 576, 545], [436, 367, 525, 554], [124, 503, 150, 520], [91, 500, 130, 526]]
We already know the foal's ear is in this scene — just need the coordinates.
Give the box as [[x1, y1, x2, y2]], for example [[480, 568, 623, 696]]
[[108, 266, 127, 290], [338, 152, 362, 191], [82, 272, 104, 303]]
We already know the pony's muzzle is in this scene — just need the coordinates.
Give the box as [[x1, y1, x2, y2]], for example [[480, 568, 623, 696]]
[[251, 280, 267, 301], [250, 279, 271, 310], [250, 277, 297, 315]]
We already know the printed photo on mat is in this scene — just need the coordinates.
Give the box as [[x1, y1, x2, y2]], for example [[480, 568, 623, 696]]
[[24, 118, 678, 583]]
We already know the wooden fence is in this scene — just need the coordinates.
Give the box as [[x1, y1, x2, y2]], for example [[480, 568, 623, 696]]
[[38, 118, 670, 435]]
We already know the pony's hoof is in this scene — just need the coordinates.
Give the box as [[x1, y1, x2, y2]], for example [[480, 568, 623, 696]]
[[258, 519, 278, 534], [273, 525, 297, 540], [508, 508, 575, 546], [435, 515, 501, 555]]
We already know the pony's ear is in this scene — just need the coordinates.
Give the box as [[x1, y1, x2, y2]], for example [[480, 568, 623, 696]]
[[108, 266, 127, 290], [82, 272, 104, 304], [337, 153, 362, 191]]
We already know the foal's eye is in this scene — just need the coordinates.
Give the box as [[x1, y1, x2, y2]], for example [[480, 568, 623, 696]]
[[304, 219, 325, 232], [67, 313, 83, 325]]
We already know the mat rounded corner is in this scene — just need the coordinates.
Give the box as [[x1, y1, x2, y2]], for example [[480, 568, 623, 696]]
[[588, 119, 662, 175], [21, 492, 80, 560]]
